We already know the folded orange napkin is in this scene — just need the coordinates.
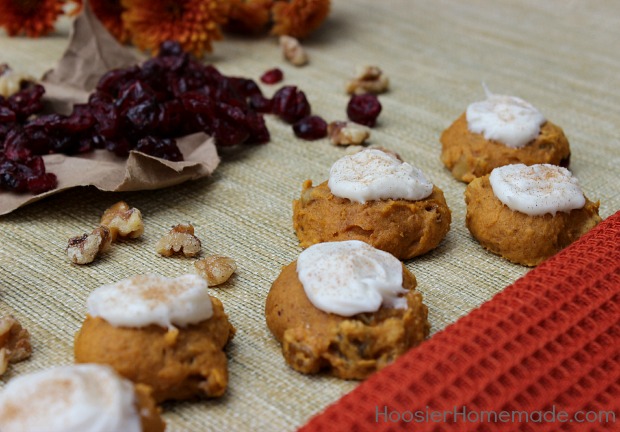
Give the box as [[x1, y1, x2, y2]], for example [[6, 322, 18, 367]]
[[301, 211, 619, 431]]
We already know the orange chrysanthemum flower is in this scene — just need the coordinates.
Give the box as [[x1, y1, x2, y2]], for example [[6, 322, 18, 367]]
[[66, 0, 82, 16], [226, 0, 273, 34], [121, 0, 230, 57], [91, 0, 130, 43], [0, 0, 65, 37], [271, 0, 330, 39]]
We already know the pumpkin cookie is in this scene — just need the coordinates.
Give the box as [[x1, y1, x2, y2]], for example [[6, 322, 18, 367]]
[[293, 149, 451, 260], [265, 240, 429, 379], [441, 90, 570, 183], [465, 164, 601, 266], [74, 274, 235, 402], [0, 364, 165, 432]]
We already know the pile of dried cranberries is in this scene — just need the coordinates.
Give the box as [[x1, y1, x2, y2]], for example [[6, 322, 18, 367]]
[[0, 42, 299, 194], [0, 41, 383, 195]]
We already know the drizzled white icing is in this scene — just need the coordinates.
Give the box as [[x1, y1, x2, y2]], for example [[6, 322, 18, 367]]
[[328, 149, 433, 204], [489, 164, 586, 216], [466, 87, 546, 148], [87, 274, 213, 328], [0, 364, 141, 432], [296, 240, 407, 317]]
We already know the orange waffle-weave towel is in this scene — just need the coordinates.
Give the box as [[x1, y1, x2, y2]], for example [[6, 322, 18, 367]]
[[300, 211, 620, 431]]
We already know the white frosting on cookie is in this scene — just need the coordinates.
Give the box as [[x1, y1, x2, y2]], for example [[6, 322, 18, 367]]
[[296, 240, 407, 317], [328, 149, 433, 204], [0, 364, 141, 432], [489, 164, 586, 216], [88, 273, 213, 328], [466, 89, 546, 148]]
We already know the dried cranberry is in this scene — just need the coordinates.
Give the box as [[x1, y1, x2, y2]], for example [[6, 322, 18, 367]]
[[96, 66, 140, 96], [27, 172, 57, 194], [105, 137, 132, 157], [180, 91, 215, 116], [135, 136, 183, 161], [293, 116, 328, 140], [169, 75, 189, 97], [3, 129, 31, 160], [260, 68, 284, 84], [89, 96, 120, 139], [227, 77, 263, 98], [217, 102, 247, 124], [212, 118, 250, 147], [249, 94, 272, 113], [0, 123, 13, 142], [58, 105, 95, 133], [0, 154, 56, 193], [245, 112, 270, 144], [22, 155, 45, 177], [272, 86, 311, 124], [29, 113, 63, 131], [115, 80, 157, 114], [126, 101, 158, 133], [7, 84, 45, 121], [347, 94, 382, 127], [148, 54, 189, 77], [0, 167, 28, 192], [49, 135, 79, 154], [76, 136, 95, 153], [0, 106, 16, 122], [200, 64, 224, 88], [158, 40, 184, 57], [90, 134, 107, 149], [156, 100, 185, 135]]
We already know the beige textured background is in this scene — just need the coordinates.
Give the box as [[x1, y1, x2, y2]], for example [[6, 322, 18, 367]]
[[1, 1, 619, 431]]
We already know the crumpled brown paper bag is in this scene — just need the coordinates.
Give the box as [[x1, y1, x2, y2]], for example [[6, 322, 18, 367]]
[[0, 0, 219, 216]]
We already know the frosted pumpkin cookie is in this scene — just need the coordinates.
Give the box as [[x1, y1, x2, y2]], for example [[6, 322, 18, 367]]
[[265, 240, 429, 379], [0, 364, 165, 432], [293, 148, 451, 260], [441, 89, 570, 183], [465, 164, 601, 266], [74, 274, 235, 402]]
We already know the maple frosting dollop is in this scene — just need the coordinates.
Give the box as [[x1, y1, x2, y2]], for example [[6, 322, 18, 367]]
[[87, 273, 213, 328], [466, 90, 546, 148], [489, 164, 586, 216], [0, 364, 142, 432], [296, 240, 408, 317], [328, 149, 433, 204]]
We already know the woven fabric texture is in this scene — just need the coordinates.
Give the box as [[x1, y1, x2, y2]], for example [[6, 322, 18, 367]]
[[1, 1, 620, 431], [301, 210, 620, 431]]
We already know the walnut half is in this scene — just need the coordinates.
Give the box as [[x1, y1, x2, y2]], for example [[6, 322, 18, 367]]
[[194, 255, 237, 286], [156, 224, 202, 257], [66, 226, 112, 265], [280, 35, 308, 67], [100, 201, 144, 242], [327, 121, 371, 146], [0, 64, 35, 98], [346, 65, 389, 95], [0, 316, 32, 376]]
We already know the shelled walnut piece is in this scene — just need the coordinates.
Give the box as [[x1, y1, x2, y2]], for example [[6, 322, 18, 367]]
[[327, 121, 371, 146], [0, 316, 32, 376], [156, 224, 202, 257], [0, 64, 35, 98], [280, 35, 308, 66], [195, 255, 237, 286], [346, 65, 389, 95], [100, 201, 145, 242], [66, 226, 112, 265]]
